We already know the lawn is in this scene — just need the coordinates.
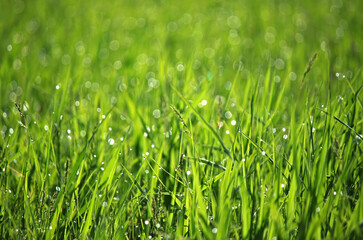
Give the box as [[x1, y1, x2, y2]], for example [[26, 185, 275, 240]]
[[0, 0, 362, 239]]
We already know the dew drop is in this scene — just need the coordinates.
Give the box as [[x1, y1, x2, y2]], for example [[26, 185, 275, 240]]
[[153, 109, 161, 119], [108, 138, 115, 145], [176, 64, 184, 71], [225, 111, 232, 119]]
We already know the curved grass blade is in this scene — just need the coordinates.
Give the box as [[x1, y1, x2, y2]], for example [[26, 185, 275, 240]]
[[186, 156, 226, 171], [317, 107, 363, 142], [239, 130, 288, 180], [170, 84, 232, 160]]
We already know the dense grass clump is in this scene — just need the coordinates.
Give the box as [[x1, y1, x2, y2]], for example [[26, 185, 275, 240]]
[[1, 0, 362, 239]]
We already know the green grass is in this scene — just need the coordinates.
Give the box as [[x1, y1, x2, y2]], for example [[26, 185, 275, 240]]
[[1, 0, 363, 239]]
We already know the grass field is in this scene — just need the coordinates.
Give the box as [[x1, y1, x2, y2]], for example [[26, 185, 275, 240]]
[[1, 0, 363, 239]]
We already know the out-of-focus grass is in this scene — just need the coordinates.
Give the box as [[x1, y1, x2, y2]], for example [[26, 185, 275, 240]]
[[0, 0, 362, 239]]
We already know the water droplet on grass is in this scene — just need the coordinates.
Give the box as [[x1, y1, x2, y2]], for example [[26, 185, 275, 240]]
[[225, 111, 232, 119], [274, 58, 285, 70], [108, 138, 115, 145], [153, 109, 161, 118], [289, 72, 297, 81], [176, 64, 184, 71], [212, 228, 217, 234]]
